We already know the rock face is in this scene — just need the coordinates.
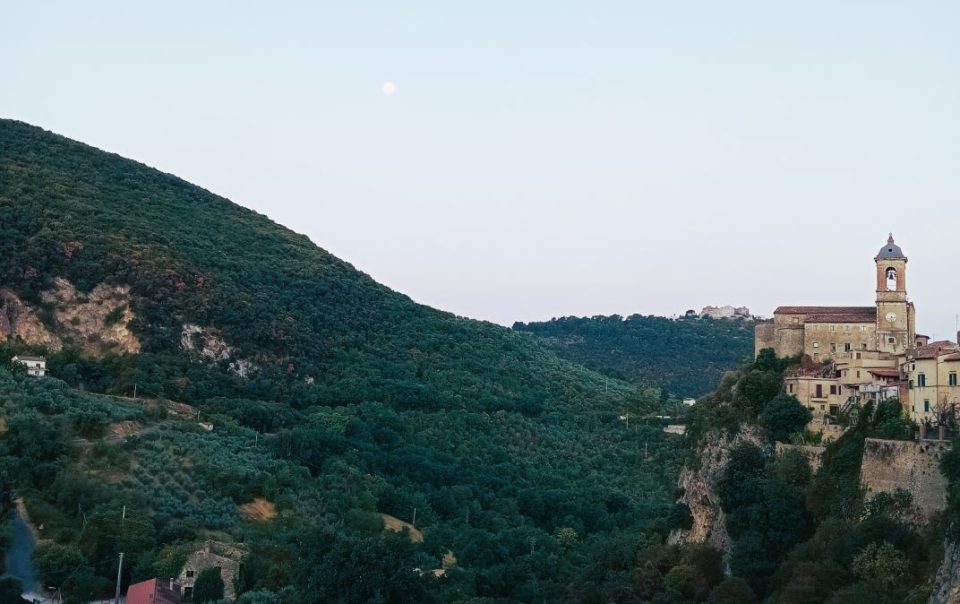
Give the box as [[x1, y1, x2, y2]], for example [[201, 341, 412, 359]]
[[929, 541, 960, 604], [0, 278, 139, 355], [669, 425, 765, 565]]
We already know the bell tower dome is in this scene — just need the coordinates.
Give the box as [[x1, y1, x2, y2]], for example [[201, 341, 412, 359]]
[[875, 234, 912, 353]]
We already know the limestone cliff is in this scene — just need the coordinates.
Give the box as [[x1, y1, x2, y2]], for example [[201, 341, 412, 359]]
[[669, 425, 765, 564], [930, 541, 960, 604], [0, 277, 140, 356]]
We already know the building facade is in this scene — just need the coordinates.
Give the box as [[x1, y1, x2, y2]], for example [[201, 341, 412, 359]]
[[12, 355, 46, 377], [756, 235, 956, 425]]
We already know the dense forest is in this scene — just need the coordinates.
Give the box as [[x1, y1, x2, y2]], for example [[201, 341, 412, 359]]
[[513, 315, 754, 397], [0, 120, 692, 602]]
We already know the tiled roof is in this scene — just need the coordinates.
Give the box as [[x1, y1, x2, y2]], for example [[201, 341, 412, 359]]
[[941, 352, 960, 362], [775, 306, 877, 323], [913, 342, 959, 359], [868, 368, 901, 378]]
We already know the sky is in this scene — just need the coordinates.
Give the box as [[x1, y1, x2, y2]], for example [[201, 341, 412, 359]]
[[4, 1, 960, 336]]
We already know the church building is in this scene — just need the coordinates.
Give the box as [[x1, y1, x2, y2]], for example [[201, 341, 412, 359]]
[[755, 235, 957, 425]]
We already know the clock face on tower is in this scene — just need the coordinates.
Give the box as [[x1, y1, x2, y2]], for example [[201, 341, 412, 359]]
[[886, 312, 897, 323]]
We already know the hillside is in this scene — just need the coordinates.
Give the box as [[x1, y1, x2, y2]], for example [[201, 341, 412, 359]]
[[513, 314, 755, 397], [0, 120, 687, 603]]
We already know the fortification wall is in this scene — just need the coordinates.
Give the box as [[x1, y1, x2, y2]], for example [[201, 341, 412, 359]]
[[775, 326, 805, 358], [860, 438, 948, 523], [754, 321, 776, 357]]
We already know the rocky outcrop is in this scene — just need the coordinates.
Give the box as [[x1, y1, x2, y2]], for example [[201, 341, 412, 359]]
[[0, 290, 61, 348], [181, 324, 233, 360], [669, 425, 765, 564], [929, 540, 960, 604], [0, 278, 139, 355], [181, 323, 258, 379]]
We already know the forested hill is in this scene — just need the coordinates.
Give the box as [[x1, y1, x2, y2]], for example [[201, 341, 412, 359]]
[[0, 119, 687, 602], [513, 314, 755, 397], [1, 118, 624, 412]]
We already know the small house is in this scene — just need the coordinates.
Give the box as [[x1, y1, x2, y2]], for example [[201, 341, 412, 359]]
[[12, 355, 46, 377]]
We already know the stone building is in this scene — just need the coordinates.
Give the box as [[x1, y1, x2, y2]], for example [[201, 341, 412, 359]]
[[756, 235, 957, 425], [178, 541, 245, 601]]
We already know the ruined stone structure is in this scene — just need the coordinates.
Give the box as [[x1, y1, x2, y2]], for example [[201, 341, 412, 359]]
[[756, 235, 957, 425]]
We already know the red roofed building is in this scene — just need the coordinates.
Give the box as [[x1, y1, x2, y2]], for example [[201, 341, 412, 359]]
[[126, 578, 182, 604]]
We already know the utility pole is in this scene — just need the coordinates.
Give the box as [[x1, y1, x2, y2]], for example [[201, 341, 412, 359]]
[[114, 552, 125, 604], [133, 383, 137, 401], [411, 507, 418, 528]]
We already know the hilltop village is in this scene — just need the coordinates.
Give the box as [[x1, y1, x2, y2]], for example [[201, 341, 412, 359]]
[[756, 234, 959, 427]]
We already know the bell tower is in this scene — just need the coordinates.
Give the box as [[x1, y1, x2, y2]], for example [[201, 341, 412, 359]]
[[875, 234, 911, 354]]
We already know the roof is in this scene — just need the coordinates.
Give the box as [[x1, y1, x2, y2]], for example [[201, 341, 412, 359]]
[[868, 368, 902, 378], [941, 352, 960, 362], [876, 233, 906, 260], [774, 306, 877, 323], [913, 342, 959, 359], [12, 355, 46, 362], [126, 579, 182, 604]]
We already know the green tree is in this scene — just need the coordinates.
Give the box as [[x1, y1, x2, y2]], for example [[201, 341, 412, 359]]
[[193, 567, 225, 604], [851, 541, 908, 585], [708, 577, 757, 604], [760, 394, 811, 442], [0, 576, 27, 603]]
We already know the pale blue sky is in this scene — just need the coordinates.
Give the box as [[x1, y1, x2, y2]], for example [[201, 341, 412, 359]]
[[4, 1, 960, 337]]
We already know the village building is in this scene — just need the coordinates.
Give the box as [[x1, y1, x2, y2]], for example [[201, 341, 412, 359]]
[[178, 541, 245, 601], [756, 235, 958, 427], [12, 355, 46, 377]]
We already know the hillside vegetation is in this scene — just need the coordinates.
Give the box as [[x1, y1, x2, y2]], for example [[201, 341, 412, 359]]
[[513, 314, 755, 397], [0, 120, 689, 602]]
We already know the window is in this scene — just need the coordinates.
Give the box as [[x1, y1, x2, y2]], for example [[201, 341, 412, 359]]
[[889, 337, 896, 344], [924, 400, 930, 413], [829, 385, 837, 395], [845, 343, 852, 352], [857, 371, 861, 379], [815, 384, 823, 398], [886, 267, 897, 291], [831, 343, 837, 353], [918, 373, 927, 387], [186, 570, 194, 578], [813, 342, 820, 348], [788, 383, 794, 393], [856, 353, 862, 360], [951, 373, 958, 387], [909, 380, 914, 389], [862, 343, 868, 349]]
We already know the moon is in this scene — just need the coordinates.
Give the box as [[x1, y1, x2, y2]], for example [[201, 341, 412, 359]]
[[382, 81, 396, 95]]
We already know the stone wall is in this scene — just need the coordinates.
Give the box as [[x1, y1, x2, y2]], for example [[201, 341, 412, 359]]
[[754, 321, 776, 356], [860, 438, 949, 523]]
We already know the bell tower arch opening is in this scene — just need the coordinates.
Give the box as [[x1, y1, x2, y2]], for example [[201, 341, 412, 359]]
[[874, 233, 913, 354]]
